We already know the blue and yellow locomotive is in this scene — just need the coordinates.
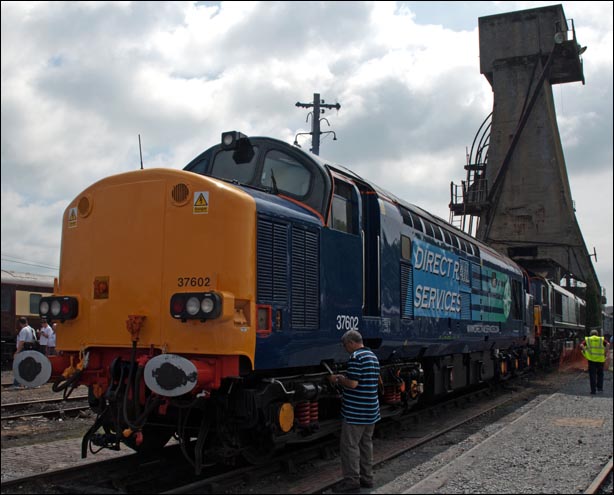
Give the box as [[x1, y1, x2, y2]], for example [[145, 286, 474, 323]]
[[14, 132, 581, 467]]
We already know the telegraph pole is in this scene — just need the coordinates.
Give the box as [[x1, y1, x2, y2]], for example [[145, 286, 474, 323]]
[[295, 93, 340, 155]]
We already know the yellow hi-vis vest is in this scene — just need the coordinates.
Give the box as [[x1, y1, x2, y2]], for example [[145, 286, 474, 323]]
[[583, 336, 606, 363]]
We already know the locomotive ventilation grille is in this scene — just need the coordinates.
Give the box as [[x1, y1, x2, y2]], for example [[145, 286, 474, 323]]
[[257, 218, 319, 330], [171, 183, 190, 205], [78, 195, 92, 217], [401, 263, 414, 319], [291, 227, 319, 329], [257, 220, 288, 304]]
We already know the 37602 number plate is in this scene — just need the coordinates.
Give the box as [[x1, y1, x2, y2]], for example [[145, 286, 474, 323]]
[[336, 315, 359, 331], [177, 277, 211, 288]]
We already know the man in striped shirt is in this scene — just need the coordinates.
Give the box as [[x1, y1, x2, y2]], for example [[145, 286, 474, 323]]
[[329, 330, 381, 492]]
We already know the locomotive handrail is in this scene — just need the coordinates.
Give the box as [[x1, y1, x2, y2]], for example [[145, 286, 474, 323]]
[[377, 235, 381, 311], [262, 378, 296, 396], [362, 229, 366, 311]]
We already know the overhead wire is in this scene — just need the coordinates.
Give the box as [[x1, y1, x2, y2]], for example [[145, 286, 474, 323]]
[[1, 254, 59, 271]]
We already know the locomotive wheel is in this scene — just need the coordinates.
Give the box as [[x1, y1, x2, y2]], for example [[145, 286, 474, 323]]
[[124, 424, 175, 453]]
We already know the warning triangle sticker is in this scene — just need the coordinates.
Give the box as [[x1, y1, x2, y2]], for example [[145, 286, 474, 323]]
[[193, 192, 209, 214], [68, 207, 78, 228], [195, 193, 208, 206]]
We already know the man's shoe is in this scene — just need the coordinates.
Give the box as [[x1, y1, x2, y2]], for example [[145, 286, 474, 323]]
[[333, 479, 360, 493], [597, 389, 603, 393], [360, 479, 374, 488]]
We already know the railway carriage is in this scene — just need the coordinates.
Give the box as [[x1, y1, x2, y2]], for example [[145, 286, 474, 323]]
[[13, 133, 584, 468], [530, 276, 586, 365], [1, 270, 54, 368]]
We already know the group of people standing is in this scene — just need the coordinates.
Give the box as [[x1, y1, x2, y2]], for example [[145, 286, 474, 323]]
[[37, 318, 57, 355], [14, 316, 57, 356]]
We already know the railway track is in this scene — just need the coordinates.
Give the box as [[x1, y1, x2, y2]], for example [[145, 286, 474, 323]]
[[164, 369, 611, 494], [1, 395, 90, 421], [584, 459, 613, 495], [1, 369, 609, 494], [0, 374, 541, 494]]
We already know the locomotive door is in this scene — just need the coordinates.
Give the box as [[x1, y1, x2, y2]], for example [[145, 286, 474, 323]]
[[322, 175, 363, 331], [354, 181, 381, 316]]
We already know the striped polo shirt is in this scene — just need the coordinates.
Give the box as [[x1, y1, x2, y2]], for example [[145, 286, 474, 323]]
[[341, 347, 381, 425]]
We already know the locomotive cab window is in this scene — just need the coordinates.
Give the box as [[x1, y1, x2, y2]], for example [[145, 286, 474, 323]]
[[261, 150, 311, 197], [331, 179, 359, 235], [210, 147, 259, 184]]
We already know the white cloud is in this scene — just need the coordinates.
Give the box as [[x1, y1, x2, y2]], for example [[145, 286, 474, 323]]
[[1, 0, 612, 303]]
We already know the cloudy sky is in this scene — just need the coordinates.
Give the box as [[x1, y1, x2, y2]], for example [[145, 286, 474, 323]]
[[1, 1, 612, 304]]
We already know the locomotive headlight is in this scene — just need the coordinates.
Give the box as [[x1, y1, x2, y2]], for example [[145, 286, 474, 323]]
[[220, 131, 254, 163], [51, 300, 61, 316], [39, 296, 79, 321], [201, 297, 215, 314], [40, 301, 50, 315], [222, 132, 235, 147], [186, 297, 200, 316], [221, 130, 247, 149], [170, 292, 222, 320]]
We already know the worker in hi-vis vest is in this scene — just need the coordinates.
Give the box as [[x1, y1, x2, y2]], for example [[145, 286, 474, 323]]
[[580, 329, 610, 395]]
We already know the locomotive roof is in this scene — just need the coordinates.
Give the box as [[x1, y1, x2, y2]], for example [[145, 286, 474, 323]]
[[1, 270, 55, 288], [249, 138, 475, 231], [260, 137, 520, 273], [193, 135, 522, 274]]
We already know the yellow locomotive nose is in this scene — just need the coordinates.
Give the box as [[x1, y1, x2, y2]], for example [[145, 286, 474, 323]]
[[55, 168, 257, 394]]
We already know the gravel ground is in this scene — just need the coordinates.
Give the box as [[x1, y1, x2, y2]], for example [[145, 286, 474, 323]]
[[372, 369, 613, 494], [1, 371, 93, 451]]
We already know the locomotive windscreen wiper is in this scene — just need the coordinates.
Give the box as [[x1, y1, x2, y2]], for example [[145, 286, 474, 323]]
[[270, 168, 279, 195]]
